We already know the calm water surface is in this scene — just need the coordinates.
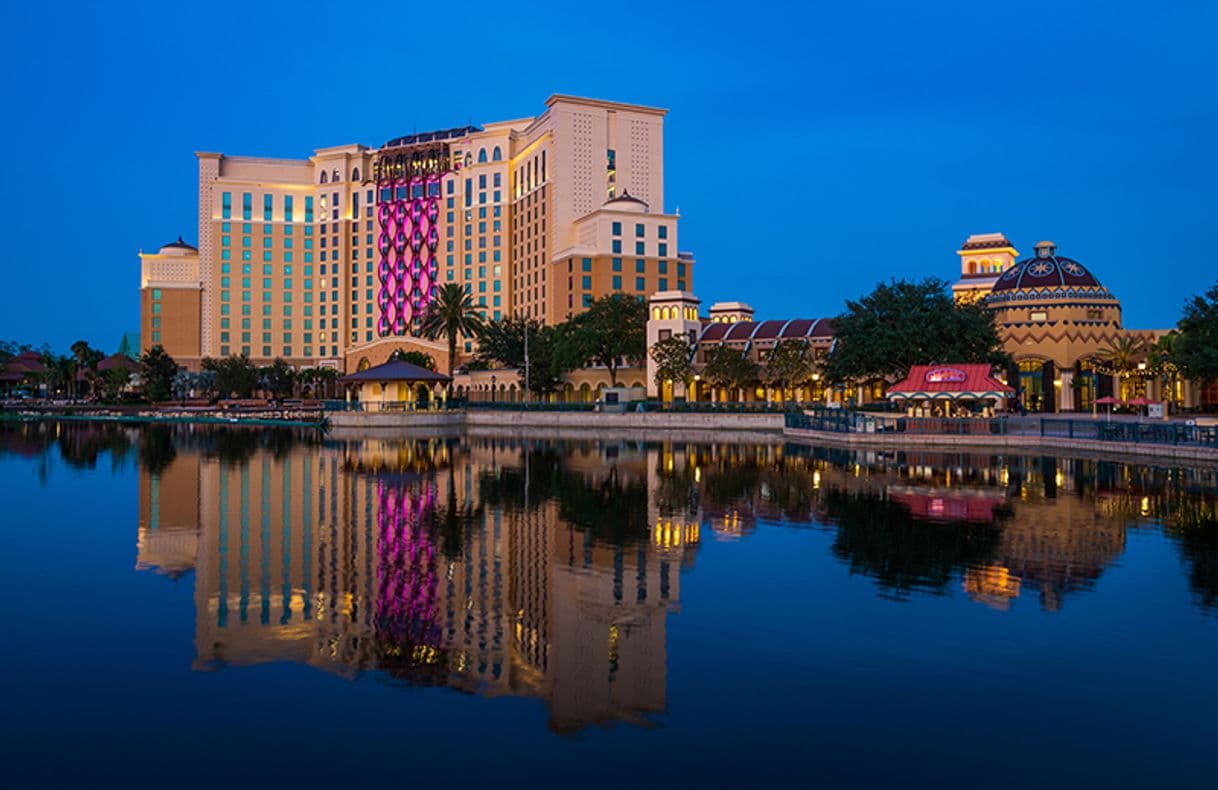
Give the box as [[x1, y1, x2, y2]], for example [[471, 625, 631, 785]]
[[2, 421, 1218, 787]]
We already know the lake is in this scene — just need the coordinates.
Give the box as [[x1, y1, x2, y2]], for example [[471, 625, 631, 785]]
[[2, 420, 1217, 787]]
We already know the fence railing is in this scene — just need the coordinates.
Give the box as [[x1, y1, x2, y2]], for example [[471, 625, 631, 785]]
[[784, 409, 1218, 449]]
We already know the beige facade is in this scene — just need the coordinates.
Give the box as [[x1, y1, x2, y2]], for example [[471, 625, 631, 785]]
[[141, 95, 693, 373], [138, 239, 202, 367]]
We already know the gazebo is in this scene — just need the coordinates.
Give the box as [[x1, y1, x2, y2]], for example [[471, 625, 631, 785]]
[[887, 364, 1014, 417], [339, 360, 451, 411]]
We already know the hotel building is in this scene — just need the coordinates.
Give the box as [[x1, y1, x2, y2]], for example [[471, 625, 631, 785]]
[[139, 95, 693, 372]]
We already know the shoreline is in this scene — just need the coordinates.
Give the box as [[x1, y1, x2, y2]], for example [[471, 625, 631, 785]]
[[7, 408, 1218, 463], [0, 411, 323, 429]]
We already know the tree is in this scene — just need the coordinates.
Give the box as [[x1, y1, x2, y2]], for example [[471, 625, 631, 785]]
[[388, 349, 437, 370], [1175, 280, 1218, 384], [39, 354, 75, 398], [99, 367, 131, 402], [703, 345, 757, 401], [313, 367, 339, 399], [475, 317, 565, 397], [418, 283, 484, 380], [1099, 334, 1148, 398], [650, 336, 694, 396], [172, 369, 216, 399], [824, 277, 1010, 383], [259, 358, 296, 399], [140, 345, 179, 402], [761, 339, 816, 401], [1149, 330, 1182, 407], [553, 294, 647, 386], [70, 340, 103, 399], [203, 355, 258, 398]]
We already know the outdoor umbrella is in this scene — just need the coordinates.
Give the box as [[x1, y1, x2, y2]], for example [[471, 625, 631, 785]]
[[1126, 396, 1156, 417], [1094, 396, 1123, 421]]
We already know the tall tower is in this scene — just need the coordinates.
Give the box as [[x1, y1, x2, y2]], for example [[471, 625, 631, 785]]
[[952, 232, 1019, 304], [646, 291, 702, 399], [373, 136, 468, 337]]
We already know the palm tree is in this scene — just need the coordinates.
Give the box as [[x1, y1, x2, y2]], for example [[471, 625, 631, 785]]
[[418, 283, 484, 382], [1101, 334, 1148, 400], [1149, 330, 1181, 409]]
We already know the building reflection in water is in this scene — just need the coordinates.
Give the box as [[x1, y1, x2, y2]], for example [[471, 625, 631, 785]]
[[121, 423, 1218, 729], [135, 431, 700, 731]]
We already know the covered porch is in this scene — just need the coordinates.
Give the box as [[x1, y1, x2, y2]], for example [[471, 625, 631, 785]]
[[887, 364, 1014, 417], [339, 360, 451, 411]]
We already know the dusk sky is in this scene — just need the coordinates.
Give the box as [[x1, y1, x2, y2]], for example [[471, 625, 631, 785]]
[[3, 0, 1215, 352]]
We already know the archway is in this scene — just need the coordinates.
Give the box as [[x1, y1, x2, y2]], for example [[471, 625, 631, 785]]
[[1015, 359, 1055, 413]]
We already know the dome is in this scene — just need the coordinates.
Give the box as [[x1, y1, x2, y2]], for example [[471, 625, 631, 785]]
[[158, 236, 198, 255], [603, 189, 648, 212], [990, 244, 1100, 292]]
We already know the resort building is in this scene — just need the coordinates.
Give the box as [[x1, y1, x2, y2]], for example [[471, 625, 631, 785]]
[[139, 95, 693, 374], [950, 236, 1206, 412], [634, 234, 1209, 411]]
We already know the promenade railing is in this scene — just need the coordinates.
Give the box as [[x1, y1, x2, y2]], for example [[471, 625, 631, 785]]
[[784, 408, 1218, 449]]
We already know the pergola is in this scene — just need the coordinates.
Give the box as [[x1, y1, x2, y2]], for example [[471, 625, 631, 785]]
[[339, 360, 451, 411], [887, 364, 1014, 416]]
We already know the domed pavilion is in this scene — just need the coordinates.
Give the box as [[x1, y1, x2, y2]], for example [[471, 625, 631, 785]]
[[974, 240, 1158, 412]]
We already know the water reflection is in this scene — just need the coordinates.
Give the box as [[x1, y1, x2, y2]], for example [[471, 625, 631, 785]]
[[5, 420, 1218, 730]]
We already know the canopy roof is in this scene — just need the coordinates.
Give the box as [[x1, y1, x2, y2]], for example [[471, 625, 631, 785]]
[[339, 360, 450, 384], [887, 364, 1013, 401]]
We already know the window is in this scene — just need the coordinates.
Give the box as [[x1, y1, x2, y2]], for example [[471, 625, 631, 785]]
[[478, 148, 488, 163], [636, 241, 645, 255], [1030, 310, 1048, 322], [612, 275, 622, 290], [320, 171, 328, 184], [582, 257, 592, 272], [636, 277, 646, 291], [612, 221, 621, 236], [612, 240, 622, 254], [636, 259, 646, 273], [658, 225, 668, 239], [582, 276, 592, 290], [635, 223, 645, 237], [221, 192, 232, 219]]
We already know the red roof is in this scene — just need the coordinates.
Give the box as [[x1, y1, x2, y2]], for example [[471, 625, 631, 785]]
[[888, 364, 1013, 399]]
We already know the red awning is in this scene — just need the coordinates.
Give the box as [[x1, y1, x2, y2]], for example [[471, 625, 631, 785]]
[[887, 364, 1013, 401]]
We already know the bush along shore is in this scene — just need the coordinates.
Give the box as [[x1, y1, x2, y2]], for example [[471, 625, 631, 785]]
[[0, 399, 325, 427]]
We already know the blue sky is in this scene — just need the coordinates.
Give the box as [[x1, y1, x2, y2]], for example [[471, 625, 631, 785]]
[[2, 0, 1215, 352]]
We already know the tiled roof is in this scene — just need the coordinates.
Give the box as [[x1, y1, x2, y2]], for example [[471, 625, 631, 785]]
[[696, 319, 834, 343], [991, 254, 1100, 292]]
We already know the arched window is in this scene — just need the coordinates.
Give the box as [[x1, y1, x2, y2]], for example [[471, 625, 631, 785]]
[[332, 168, 340, 181], [652, 307, 660, 320], [352, 167, 360, 181], [492, 146, 502, 162], [320, 171, 328, 184], [477, 148, 488, 163]]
